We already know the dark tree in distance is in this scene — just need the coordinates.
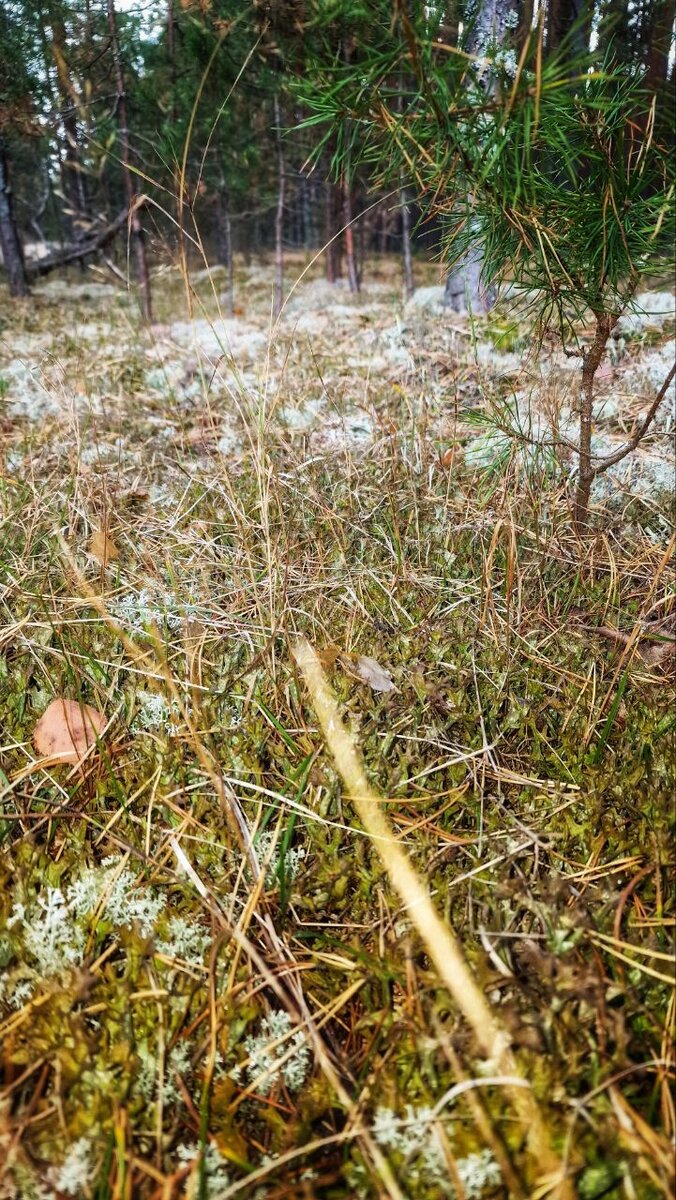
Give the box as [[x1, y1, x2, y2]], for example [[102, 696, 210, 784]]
[[106, 0, 152, 322], [0, 139, 29, 297]]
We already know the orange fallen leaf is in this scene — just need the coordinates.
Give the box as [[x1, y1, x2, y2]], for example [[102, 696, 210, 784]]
[[33, 699, 107, 764], [317, 643, 341, 670], [88, 529, 119, 566]]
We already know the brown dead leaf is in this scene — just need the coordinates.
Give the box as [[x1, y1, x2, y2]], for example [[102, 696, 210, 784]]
[[316, 643, 341, 670], [33, 699, 107, 764], [87, 529, 119, 566], [355, 655, 396, 693]]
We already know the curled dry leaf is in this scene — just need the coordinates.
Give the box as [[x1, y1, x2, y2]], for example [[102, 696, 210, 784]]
[[317, 643, 341, 670], [33, 698, 107, 764], [87, 528, 119, 566], [355, 655, 396, 693]]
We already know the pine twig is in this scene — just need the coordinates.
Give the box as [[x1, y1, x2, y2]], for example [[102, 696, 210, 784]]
[[590, 364, 676, 477]]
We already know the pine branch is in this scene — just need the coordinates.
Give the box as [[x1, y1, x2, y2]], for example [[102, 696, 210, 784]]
[[590, 364, 676, 477]]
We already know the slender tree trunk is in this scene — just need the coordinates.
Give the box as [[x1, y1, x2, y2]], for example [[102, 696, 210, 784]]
[[216, 181, 234, 318], [573, 313, 614, 528], [400, 183, 414, 299], [49, 9, 90, 242], [343, 176, 360, 294], [324, 173, 337, 282], [0, 140, 29, 298], [307, 175, 319, 249], [334, 183, 343, 279], [379, 203, 390, 254], [107, 0, 152, 322], [273, 93, 285, 319], [300, 174, 312, 250]]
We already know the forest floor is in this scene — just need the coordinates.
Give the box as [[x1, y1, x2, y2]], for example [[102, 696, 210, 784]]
[[0, 254, 674, 1200]]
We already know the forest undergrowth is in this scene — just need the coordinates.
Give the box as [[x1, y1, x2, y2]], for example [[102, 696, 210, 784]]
[[0, 254, 674, 1199]]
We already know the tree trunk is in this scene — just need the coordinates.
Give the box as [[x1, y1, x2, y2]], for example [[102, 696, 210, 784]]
[[379, 203, 391, 254], [300, 174, 313, 249], [107, 0, 152, 322], [444, 0, 517, 313], [644, 0, 675, 91], [546, 0, 592, 56], [400, 184, 414, 298], [0, 141, 29, 298], [49, 7, 90, 245], [445, 245, 496, 312], [343, 176, 360, 294], [324, 175, 338, 283], [573, 313, 614, 528], [273, 93, 285, 319], [216, 183, 234, 318]]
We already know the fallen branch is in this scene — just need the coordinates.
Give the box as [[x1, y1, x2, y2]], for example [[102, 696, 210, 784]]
[[25, 200, 145, 277]]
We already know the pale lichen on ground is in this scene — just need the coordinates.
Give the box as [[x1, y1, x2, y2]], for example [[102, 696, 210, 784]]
[[0, 254, 674, 1198]]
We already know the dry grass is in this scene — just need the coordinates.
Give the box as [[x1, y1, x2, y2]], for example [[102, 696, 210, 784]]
[[0, 253, 674, 1199]]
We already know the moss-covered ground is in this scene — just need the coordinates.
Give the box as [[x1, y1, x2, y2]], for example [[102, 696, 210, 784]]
[[0, 255, 674, 1199]]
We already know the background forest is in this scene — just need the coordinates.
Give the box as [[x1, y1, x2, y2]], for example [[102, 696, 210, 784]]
[[0, 2, 674, 1199]]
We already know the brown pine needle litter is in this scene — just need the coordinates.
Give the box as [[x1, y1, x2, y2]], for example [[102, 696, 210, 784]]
[[0, 254, 674, 1197]]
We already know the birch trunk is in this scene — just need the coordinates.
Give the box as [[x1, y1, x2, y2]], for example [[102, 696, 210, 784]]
[[444, 0, 515, 314]]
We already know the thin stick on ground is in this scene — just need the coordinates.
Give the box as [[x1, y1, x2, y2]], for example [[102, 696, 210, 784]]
[[293, 636, 577, 1199]]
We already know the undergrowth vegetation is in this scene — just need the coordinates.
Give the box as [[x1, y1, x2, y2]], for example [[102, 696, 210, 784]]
[[0, 255, 674, 1198]]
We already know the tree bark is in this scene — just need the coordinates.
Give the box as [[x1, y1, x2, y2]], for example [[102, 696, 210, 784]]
[[644, 0, 675, 90], [0, 140, 29, 298], [379, 202, 392, 254], [546, 0, 591, 56], [343, 176, 360, 293], [324, 174, 338, 283], [400, 184, 414, 298], [443, 0, 516, 313], [573, 313, 614, 528], [273, 93, 285, 319], [300, 173, 313, 249], [216, 182, 234, 317], [107, 0, 152, 322], [445, 245, 496, 312], [49, 6, 90, 241]]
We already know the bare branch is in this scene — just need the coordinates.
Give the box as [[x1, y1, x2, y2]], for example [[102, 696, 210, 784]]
[[591, 364, 676, 478]]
